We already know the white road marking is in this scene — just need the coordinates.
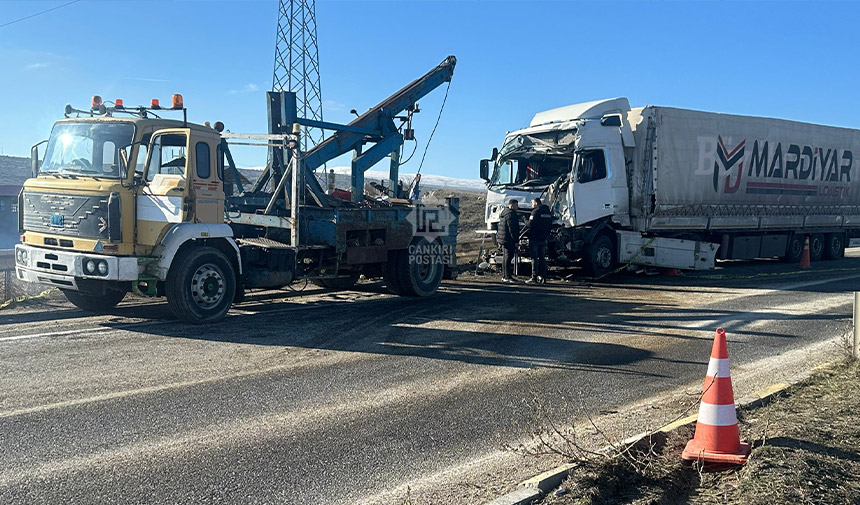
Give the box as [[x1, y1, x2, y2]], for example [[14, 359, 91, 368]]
[[0, 327, 111, 343]]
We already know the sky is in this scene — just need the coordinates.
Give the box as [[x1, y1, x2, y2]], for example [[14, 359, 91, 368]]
[[1, 0, 860, 179]]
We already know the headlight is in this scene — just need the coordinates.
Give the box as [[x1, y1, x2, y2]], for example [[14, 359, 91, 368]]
[[97, 261, 108, 275], [86, 260, 96, 274], [16, 249, 28, 265]]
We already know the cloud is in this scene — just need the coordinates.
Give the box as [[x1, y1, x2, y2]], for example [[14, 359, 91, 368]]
[[322, 99, 346, 113], [25, 62, 49, 70], [122, 77, 170, 83], [229, 83, 259, 94]]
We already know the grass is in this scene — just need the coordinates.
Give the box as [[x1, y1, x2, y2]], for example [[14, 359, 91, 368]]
[[540, 359, 860, 505]]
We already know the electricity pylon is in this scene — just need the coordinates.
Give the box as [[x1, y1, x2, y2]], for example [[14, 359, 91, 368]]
[[272, 0, 324, 152]]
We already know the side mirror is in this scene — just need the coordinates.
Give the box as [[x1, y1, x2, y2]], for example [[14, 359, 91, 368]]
[[119, 147, 130, 179], [479, 159, 490, 181], [30, 146, 39, 177], [29, 140, 46, 177], [600, 115, 622, 127], [491, 147, 498, 160], [133, 172, 145, 187]]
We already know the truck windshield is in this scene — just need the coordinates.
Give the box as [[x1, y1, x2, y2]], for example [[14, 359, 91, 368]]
[[40, 122, 135, 179], [490, 156, 572, 188]]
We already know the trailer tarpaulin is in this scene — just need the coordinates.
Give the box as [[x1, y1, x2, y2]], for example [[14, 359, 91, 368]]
[[630, 106, 860, 219]]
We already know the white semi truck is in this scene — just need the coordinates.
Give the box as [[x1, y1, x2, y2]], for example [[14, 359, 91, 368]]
[[478, 98, 860, 276]]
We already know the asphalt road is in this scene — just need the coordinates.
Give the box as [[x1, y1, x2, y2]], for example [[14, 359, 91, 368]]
[[0, 253, 858, 504]]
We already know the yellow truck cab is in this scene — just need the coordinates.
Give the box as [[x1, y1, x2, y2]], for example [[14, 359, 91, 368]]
[[15, 95, 239, 321]]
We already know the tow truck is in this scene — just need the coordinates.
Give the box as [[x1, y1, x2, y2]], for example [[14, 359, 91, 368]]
[[15, 56, 458, 323]]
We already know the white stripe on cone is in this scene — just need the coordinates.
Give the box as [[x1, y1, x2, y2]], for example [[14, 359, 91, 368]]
[[706, 357, 731, 378], [697, 401, 739, 426]]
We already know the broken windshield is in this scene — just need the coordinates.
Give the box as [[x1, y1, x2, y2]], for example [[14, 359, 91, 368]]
[[489, 156, 572, 189], [40, 122, 135, 179], [491, 129, 576, 188], [498, 129, 577, 159]]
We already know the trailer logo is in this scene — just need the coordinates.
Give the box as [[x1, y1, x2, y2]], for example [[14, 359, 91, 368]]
[[700, 135, 854, 199], [712, 136, 745, 194]]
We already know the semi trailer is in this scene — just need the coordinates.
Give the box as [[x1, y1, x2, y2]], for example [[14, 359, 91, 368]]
[[478, 98, 860, 276], [14, 57, 458, 323]]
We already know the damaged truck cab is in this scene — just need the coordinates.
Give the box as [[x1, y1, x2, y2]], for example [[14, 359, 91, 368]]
[[479, 98, 637, 276]]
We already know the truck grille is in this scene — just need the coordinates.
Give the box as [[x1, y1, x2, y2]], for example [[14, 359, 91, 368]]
[[21, 191, 110, 239]]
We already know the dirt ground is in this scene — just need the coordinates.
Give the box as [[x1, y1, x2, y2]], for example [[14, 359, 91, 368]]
[[540, 357, 860, 505], [421, 188, 488, 265]]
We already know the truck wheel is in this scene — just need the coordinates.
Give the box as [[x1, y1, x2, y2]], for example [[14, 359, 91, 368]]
[[166, 247, 235, 324], [824, 233, 845, 260], [313, 271, 360, 290], [783, 234, 804, 263], [62, 289, 125, 313], [397, 239, 444, 297], [809, 234, 825, 261], [383, 251, 405, 295], [586, 234, 615, 278]]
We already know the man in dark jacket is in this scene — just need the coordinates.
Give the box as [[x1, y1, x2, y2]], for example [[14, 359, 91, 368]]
[[497, 199, 520, 282], [527, 198, 553, 284]]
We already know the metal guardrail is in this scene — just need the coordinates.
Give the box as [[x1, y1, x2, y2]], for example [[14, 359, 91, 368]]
[[854, 292, 859, 359], [0, 249, 14, 271], [1, 250, 14, 302]]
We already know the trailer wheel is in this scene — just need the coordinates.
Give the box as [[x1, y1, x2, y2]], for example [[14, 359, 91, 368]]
[[166, 247, 235, 324], [824, 233, 845, 260], [809, 234, 825, 261], [62, 289, 125, 313], [586, 234, 615, 278], [383, 251, 405, 295], [783, 234, 804, 263], [397, 238, 444, 297]]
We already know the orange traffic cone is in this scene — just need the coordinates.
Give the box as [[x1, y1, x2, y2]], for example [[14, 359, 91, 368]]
[[799, 236, 811, 269], [682, 328, 750, 465]]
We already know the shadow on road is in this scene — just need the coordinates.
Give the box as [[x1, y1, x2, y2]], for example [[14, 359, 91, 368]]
[[90, 275, 844, 377]]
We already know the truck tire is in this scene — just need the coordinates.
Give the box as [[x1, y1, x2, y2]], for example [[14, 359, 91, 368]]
[[312, 271, 360, 290], [62, 289, 125, 313], [166, 247, 235, 324], [783, 234, 804, 263], [585, 234, 615, 278], [809, 234, 825, 261], [396, 239, 444, 297], [383, 251, 405, 295], [824, 233, 845, 260]]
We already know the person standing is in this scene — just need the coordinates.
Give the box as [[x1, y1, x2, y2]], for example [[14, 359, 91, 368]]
[[497, 199, 520, 282], [527, 197, 552, 284]]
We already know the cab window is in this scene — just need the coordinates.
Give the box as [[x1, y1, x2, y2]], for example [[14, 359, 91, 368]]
[[146, 133, 187, 182], [195, 142, 211, 179], [576, 150, 607, 184]]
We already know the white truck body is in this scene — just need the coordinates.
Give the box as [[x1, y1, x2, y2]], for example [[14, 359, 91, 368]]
[[480, 98, 860, 274]]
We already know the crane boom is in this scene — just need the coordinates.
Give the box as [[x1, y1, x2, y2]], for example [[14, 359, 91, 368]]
[[226, 55, 456, 213], [301, 55, 456, 175]]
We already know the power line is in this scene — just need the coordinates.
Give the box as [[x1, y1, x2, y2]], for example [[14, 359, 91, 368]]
[[0, 0, 82, 30], [416, 79, 451, 175]]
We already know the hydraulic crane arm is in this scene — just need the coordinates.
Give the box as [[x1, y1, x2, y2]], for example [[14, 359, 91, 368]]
[[228, 55, 456, 212], [300, 55, 456, 175]]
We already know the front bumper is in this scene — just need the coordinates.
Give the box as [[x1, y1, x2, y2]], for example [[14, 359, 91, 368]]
[[14, 244, 139, 291]]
